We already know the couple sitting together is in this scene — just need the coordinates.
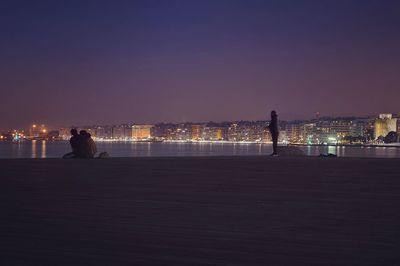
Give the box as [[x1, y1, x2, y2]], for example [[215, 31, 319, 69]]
[[63, 129, 97, 159]]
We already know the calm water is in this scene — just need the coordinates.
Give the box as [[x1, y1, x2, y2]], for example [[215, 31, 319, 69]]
[[0, 141, 400, 159]]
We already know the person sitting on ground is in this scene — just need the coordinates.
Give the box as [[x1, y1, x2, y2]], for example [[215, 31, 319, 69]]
[[62, 128, 80, 159], [78, 130, 97, 158]]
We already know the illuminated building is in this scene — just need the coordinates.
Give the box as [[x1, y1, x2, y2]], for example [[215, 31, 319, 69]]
[[374, 114, 397, 139], [301, 123, 316, 144], [111, 125, 132, 139], [11, 130, 25, 141], [191, 125, 203, 141], [203, 127, 226, 141], [46, 130, 59, 140], [174, 125, 190, 140], [0, 132, 13, 141], [151, 124, 174, 140], [215, 128, 223, 140], [112, 125, 124, 139], [29, 124, 48, 139], [286, 123, 301, 143], [124, 126, 133, 140], [228, 123, 239, 141], [132, 125, 153, 140], [314, 121, 331, 144], [59, 128, 71, 140], [329, 120, 352, 143], [94, 126, 112, 139], [350, 119, 371, 138]]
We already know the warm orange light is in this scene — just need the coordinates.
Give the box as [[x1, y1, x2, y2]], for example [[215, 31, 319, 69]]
[[42, 129, 47, 133], [32, 124, 37, 128]]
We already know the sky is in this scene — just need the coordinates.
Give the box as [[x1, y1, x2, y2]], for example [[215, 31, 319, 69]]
[[1, 0, 399, 129]]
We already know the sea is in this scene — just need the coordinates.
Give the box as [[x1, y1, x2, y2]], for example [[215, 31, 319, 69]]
[[0, 141, 400, 159]]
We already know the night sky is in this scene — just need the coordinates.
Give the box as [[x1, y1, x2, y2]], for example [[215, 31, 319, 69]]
[[1, 0, 399, 129]]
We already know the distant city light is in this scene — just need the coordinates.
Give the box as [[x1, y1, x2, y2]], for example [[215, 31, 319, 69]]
[[1, 114, 398, 145]]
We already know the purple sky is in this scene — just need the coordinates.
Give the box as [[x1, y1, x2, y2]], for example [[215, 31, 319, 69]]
[[1, 0, 399, 129]]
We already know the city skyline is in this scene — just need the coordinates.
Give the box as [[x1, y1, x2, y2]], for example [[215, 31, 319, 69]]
[[1, 1, 400, 129], [0, 111, 397, 132], [3, 112, 399, 145]]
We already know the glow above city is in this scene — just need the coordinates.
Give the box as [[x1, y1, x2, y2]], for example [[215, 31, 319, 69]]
[[0, 1, 400, 129]]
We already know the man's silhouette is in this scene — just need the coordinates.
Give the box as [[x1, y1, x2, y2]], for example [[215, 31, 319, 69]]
[[268, 110, 279, 156], [62, 128, 80, 158]]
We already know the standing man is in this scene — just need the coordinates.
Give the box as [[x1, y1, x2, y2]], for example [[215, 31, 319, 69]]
[[268, 110, 279, 156]]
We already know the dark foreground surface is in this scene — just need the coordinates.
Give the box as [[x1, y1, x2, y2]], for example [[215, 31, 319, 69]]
[[1, 156, 400, 265]]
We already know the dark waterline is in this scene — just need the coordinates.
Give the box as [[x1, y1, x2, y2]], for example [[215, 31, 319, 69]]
[[1, 141, 400, 159]]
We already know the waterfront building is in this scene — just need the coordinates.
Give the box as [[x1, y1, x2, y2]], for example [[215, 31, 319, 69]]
[[350, 119, 368, 137], [228, 123, 239, 141], [329, 120, 352, 143], [176, 126, 190, 140], [191, 125, 203, 141], [278, 130, 288, 143], [59, 128, 71, 140], [314, 121, 331, 144], [92, 126, 112, 139], [165, 126, 177, 140], [47, 130, 59, 140], [286, 123, 302, 143], [124, 126, 133, 140], [132, 125, 153, 140], [112, 125, 131, 139], [151, 124, 174, 140], [374, 114, 397, 139], [248, 123, 267, 142], [0, 131, 13, 141], [93, 126, 104, 138], [301, 123, 316, 144], [202, 127, 226, 141], [28, 124, 47, 139]]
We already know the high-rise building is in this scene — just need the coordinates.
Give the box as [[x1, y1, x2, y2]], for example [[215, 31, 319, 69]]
[[191, 125, 203, 141], [93, 126, 112, 139], [286, 123, 301, 143], [330, 120, 352, 142], [314, 121, 331, 144], [374, 114, 397, 139], [350, 119, 369, 137], [124, 126, 133, 140], [301, 123, 316, 144], [112, 125, 128, 139], [132, 125, 153, 140], [228, 123, 239, 141]]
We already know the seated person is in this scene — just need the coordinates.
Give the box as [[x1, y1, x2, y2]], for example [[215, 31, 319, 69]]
[[78, 130, 97, 158], [62, 129, 80, 159]]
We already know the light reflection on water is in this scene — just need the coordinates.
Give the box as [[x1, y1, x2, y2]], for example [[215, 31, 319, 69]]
[[31, 140, 37, 158], [0, 141, 399, 159], [41, 140, 46, 158]]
